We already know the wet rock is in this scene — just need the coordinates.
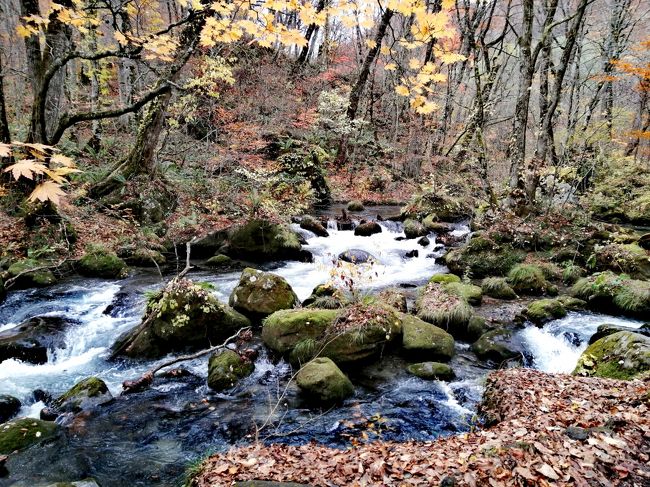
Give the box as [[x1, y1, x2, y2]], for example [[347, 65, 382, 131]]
[[403, 219, 427, 239], [6, 259, 57, 289], [354, 222, 382, 237], [377, 288, 408, 312], [229, 268, 299, 319], [205, 254, 233, 267], [338, 249, 376, 264], [0, 316, 75, 365], [262, 309, 338, 354], [573, 331, 650, 380], [444, 236, 525, 278], [407, 362, 455, 381], [404, 249, 419, 258], [416, 283, 473, 339], [481, 277, 517, 300], [207, 350, 254, 392], [401, 314, 455, 361], [300, 215, 329, 238], [112, 278, 250, 359], [0, 396, 20, 423], [466, 316, 490, 342], [77, 245, 127, 278], [39, 407, 58, 421], [472, 329, 523, 363], [429, 273, 461, 284], [422, 215, 453, 234], [0, 418, 58, 454], [571, 271, 650, 317], [53, 377, 112, 413], [557, 295, 586, 311], [417, 236, 430, 247], [638, 233, 650, 250], [347, 200, 365, 212], [296, 358, 354, 404], [522, 298, 567, 325], [588, 323, 650, 345], [442, 282, 482, 306], [507, 264, 552, 296]]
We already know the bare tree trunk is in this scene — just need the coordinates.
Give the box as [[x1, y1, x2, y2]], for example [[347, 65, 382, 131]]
[[0, 57, 10, 143], [296, 0, 327, 67]]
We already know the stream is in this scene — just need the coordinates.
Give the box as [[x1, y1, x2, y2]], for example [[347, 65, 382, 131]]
[[0, 206, 645, 486]]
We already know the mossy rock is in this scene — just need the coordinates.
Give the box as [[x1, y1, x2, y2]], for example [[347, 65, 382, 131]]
[[538, 262, 563, 282], [442, 282, 482, 306], [0, 395, 21, 423], [53, 377, 112, 413], [207, 350, 254, 391], [122, 248, 166, 267], [77, 246, 127, 278], [472, 329, 522, 363], [562, 265, 585, 284], [481, 277, 517, 300], [206, 254, 232, 267], [416, 283, 473, 339], [6, 259, 57, 289], [300, 215, 329, 237], [112, 278, 250, 359], [401, 191, 472, 221], [467, 315, 491, 342], [573, 331, 650, 380], [593, 243, 650, 280], [0, 418, 58, 454], [301, 283, 347, 309], [557, 295, 586, 311], [403, 219, 427, 239], [347, 200, 365, 212], [429, 273, 461, 284], [523, 299, 567, 325], [262, 308, 339, 354], [571, 271, 650, 317], [227, 220, 309, 262], [507, 264, 550, 295], [296, 357, 354, 404], [444, 237, 525, 278], [407, 362, 455, 381], [377, 288, 407, 312], [422, 215, 453, 233], [400, 314, 454, 361], [229, 268, 299, 319], [588, 323, 650, 345], [354, 221, 382, 237]]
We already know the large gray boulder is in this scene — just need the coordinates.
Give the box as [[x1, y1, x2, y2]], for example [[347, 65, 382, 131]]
[[229, 268, 299, 319]]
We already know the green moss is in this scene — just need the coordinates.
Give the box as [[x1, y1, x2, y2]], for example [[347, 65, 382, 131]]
[[416, 283, 473, 337], [481, 277, 517, 300], [573, 331, 650, 380], [289, 338, 319, 365], [538, 262, 563, 281], [444, 238, 525, 279], [400, 313, 455, 361], [407, 362, 455, 381], [262, 308, 339, 354], [557, 295, 586, 310], [593, 243, 650, 280], [78, 245, 126, 278], [0, 418, 58, 454], [7, 259, 57, 288], [442, 282, 482, 306], [562, 264, 585, 284], [403, 219, 427, 239], [227, 220, 303, 261], [524, 299, 567, 325], [296, 357, 354, 403], [571, 271, 650, 316], [205, 254, 232, 267], [229, 268, 299, 318], [207, 350, 254, 391], [56, 377, 108, 403], [429, 273, 461, 284], [347, 200, 365, 211], [507, 264, 550, 295], [422, 214, 452, 233]]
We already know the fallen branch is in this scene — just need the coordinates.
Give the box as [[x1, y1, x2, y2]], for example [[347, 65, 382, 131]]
[[4, 258, 68, 290], [122, 326, 252, 394]]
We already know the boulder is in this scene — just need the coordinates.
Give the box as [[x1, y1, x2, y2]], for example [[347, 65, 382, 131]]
[[593, 243, 650, 280], [429, 273, 461, 284], [401, 314, 455, 361], [6, 259, 57, 289], [205, 254, 233, 267], [522, 298, 567, 325], [262, 309, 339, 354], [417, 236, 430, 247], [207, 350, 254, 391], [422, 215, 453, 233], [507, 264, 552, 295], [557, 295, 586, 311], [442, 282, 482, 306], [338, 249, 376, 265], [302, 283, 346, 309], [573, 331, 650, 380], [571, 271, 650, 317], [53, 377, 112, 413], [588, 323, 650, 345], [354, 222, 382, 237], [639, 233, 650, 250], [472, 329, 522, 363], [407, 362, 455, 381], [466, 315, 490, 342], [77, 245, 127, 278], [0, 418, 58, 454], [481, 277, 517, 300], [296, 358, 354, 404], [561, 265, 585, 284], [404, 250, 419, 258], [377, 288, 407, 312], [300, 215, 329, 238], [0, 316, 75, 364], [403, 219, 427, 239], [226, 220, 310, 262], [229, 268, 299, 319], [119, 247, 166, 267], [112, 278, 250, 359], [444, 236, 525, 278], [347, 200, 365, 212], [0, 395, 21, 423], [416, 283, 473, 339]]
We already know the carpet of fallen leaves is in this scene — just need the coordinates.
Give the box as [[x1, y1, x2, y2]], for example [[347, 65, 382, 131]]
[[191, 369, 649, 487]]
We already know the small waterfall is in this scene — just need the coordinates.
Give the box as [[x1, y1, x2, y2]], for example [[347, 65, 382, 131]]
[[326, 219, 338, 230]]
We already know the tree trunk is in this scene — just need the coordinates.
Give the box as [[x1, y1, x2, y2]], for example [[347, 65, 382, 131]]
[[0, 57, 10, 143], [296, 0, 327, 67]]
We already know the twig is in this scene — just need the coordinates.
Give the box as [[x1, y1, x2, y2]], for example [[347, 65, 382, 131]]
[[4, 258, 68, 290]]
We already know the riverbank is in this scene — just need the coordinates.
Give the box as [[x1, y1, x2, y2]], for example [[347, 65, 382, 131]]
[[190, 368, 650, 486]]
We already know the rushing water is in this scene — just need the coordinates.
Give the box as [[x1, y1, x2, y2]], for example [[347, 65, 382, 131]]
[[0, 211, 643, 486]]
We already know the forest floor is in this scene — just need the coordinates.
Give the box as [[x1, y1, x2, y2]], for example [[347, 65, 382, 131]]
[[191, 368, 650, 487]]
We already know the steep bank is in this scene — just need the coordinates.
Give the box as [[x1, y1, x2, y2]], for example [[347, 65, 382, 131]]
[[191, 368, 649, 486]]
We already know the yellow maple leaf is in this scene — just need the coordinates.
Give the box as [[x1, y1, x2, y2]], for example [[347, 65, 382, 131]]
[[365, 39, 377, 49], [0, 143, 11, 158], [28, 181, 65, 205], [4, 159, 49, 181], [384, 63, 397, 71], [395, 85, 410, 96], [51, 153, 75, 167]]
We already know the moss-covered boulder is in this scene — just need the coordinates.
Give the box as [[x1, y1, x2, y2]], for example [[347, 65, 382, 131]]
[[0, 418, 58, 454], [571, 271, 650, 317], [206, 254, 233, 267], [429, 273, 461, 284], [403, 219, 427, 239], [377, 288, 407, 312], [573, 331, 650, 380], [401, 314, 454, 361], [77, 245, 127, 278], [112, 278, 250, 359], [422, 215, 453, 233], [354, 221, 382, 237], [407, 362, 455, 381], [466, 316, 490, 342], [588, 323, 650, 345], [557, 295, 586, 310], [481, 277, 517, 300], [444, 236, 524, 278], [507, 264, 552, 295], [53, 377, 112, 413], [6, 259, 57, 289], [207, 349, 254, 391], [302, 283, 346, 309], [562, 264, 585, 284], [262, 309, 339, 354], [296, 358, 354, 404], [347, 200, 365, 212], [523, 298, 567, 325], [593, 243, 650, 280], [401, 191, 472, 221], [442, 282, 482, 306], [472, 329, 522, 363], [120, 247, 166, 267], [0, 395, 21, 423], [416, 283, 473, 339], [226, 220, 310, 262], [300, 215, 329, 237], [229, 268, 299, 319]]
